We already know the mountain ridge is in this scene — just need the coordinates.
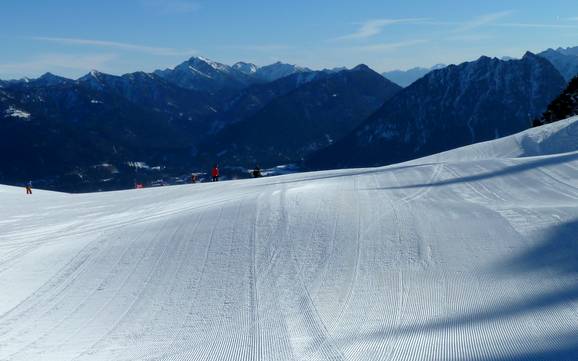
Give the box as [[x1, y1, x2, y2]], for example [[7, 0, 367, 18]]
[[308, 52, 566, 169], [200, 65, 402, 167], [538, 47, 578, 81]]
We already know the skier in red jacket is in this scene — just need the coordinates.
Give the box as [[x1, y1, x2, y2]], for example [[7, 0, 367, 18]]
[[211, 165, 220, 182]]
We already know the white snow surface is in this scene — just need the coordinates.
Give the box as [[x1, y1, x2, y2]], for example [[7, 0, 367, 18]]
[[2, 117, 578, 360], [4, 106, 31, 120]]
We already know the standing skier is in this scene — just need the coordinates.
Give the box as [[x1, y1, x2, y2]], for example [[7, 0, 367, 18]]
[[252, 165, 262, 178], [211, 165, 220, 182], [25, 181, 32, 195]]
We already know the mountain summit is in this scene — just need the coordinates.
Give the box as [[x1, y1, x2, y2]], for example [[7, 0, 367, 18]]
[[254, 61, 311, 82], [34, 72, 72, 86], [154, 56, 259, 92], [232, 62, 259, 75]]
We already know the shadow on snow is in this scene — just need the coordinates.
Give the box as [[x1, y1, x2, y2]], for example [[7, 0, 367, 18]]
[[369, 152, 578, 191], [328, 219, 578, 360]]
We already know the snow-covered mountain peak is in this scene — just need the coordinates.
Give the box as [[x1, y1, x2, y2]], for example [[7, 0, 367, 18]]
[[154, 56, 258, 91], [254, 61, 311, 82], [232, 62, 259, 75], [77, 70, 120, 90], [78, 70, 106, 82], [187, 56, 231, 72]]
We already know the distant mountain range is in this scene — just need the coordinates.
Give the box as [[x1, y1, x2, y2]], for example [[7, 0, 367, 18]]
[[0, 57, 376, 191], [382, 47, 578, 88], [537, 46, 578, 81], [308, 52, 566, 169], [382, 64, 446, 87], [153, 57, 311, 92], [0, 47, 577, 192], [201, 65, 401, 167]]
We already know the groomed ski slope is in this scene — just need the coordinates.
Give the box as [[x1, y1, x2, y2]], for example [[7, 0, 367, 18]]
[[2, 118, 578, 361]]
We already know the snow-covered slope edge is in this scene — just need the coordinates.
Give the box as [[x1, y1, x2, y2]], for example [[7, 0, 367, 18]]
[[1, 118, 578, 360], [414, 115, 578, 163]]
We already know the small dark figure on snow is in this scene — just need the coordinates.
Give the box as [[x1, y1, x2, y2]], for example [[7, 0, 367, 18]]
[[252, 165, 262, 178], [211, 165, 220, 182], [191, 174, 198, 184], [25, 181, 32, 195]]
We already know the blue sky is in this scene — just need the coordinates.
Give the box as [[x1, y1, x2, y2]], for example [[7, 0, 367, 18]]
[[2, 0, 578, 79]]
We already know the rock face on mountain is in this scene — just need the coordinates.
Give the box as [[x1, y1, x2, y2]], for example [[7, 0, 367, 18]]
[[215, 71, 327, 129], [535, 76, 578, 126], [201, 65, 402, 167], [538, 47, 578, 82], [309, 52, 566, 169]]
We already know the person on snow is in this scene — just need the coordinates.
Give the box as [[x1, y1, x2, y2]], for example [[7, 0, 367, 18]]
[[191, 174, 198, 184], [252, 165, 262, 178], [25, 181, 32, 195], [211, 165, 220, 182]]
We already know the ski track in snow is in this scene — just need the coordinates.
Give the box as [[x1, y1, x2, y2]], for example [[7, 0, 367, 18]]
[[2, 117, 578, 360]]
